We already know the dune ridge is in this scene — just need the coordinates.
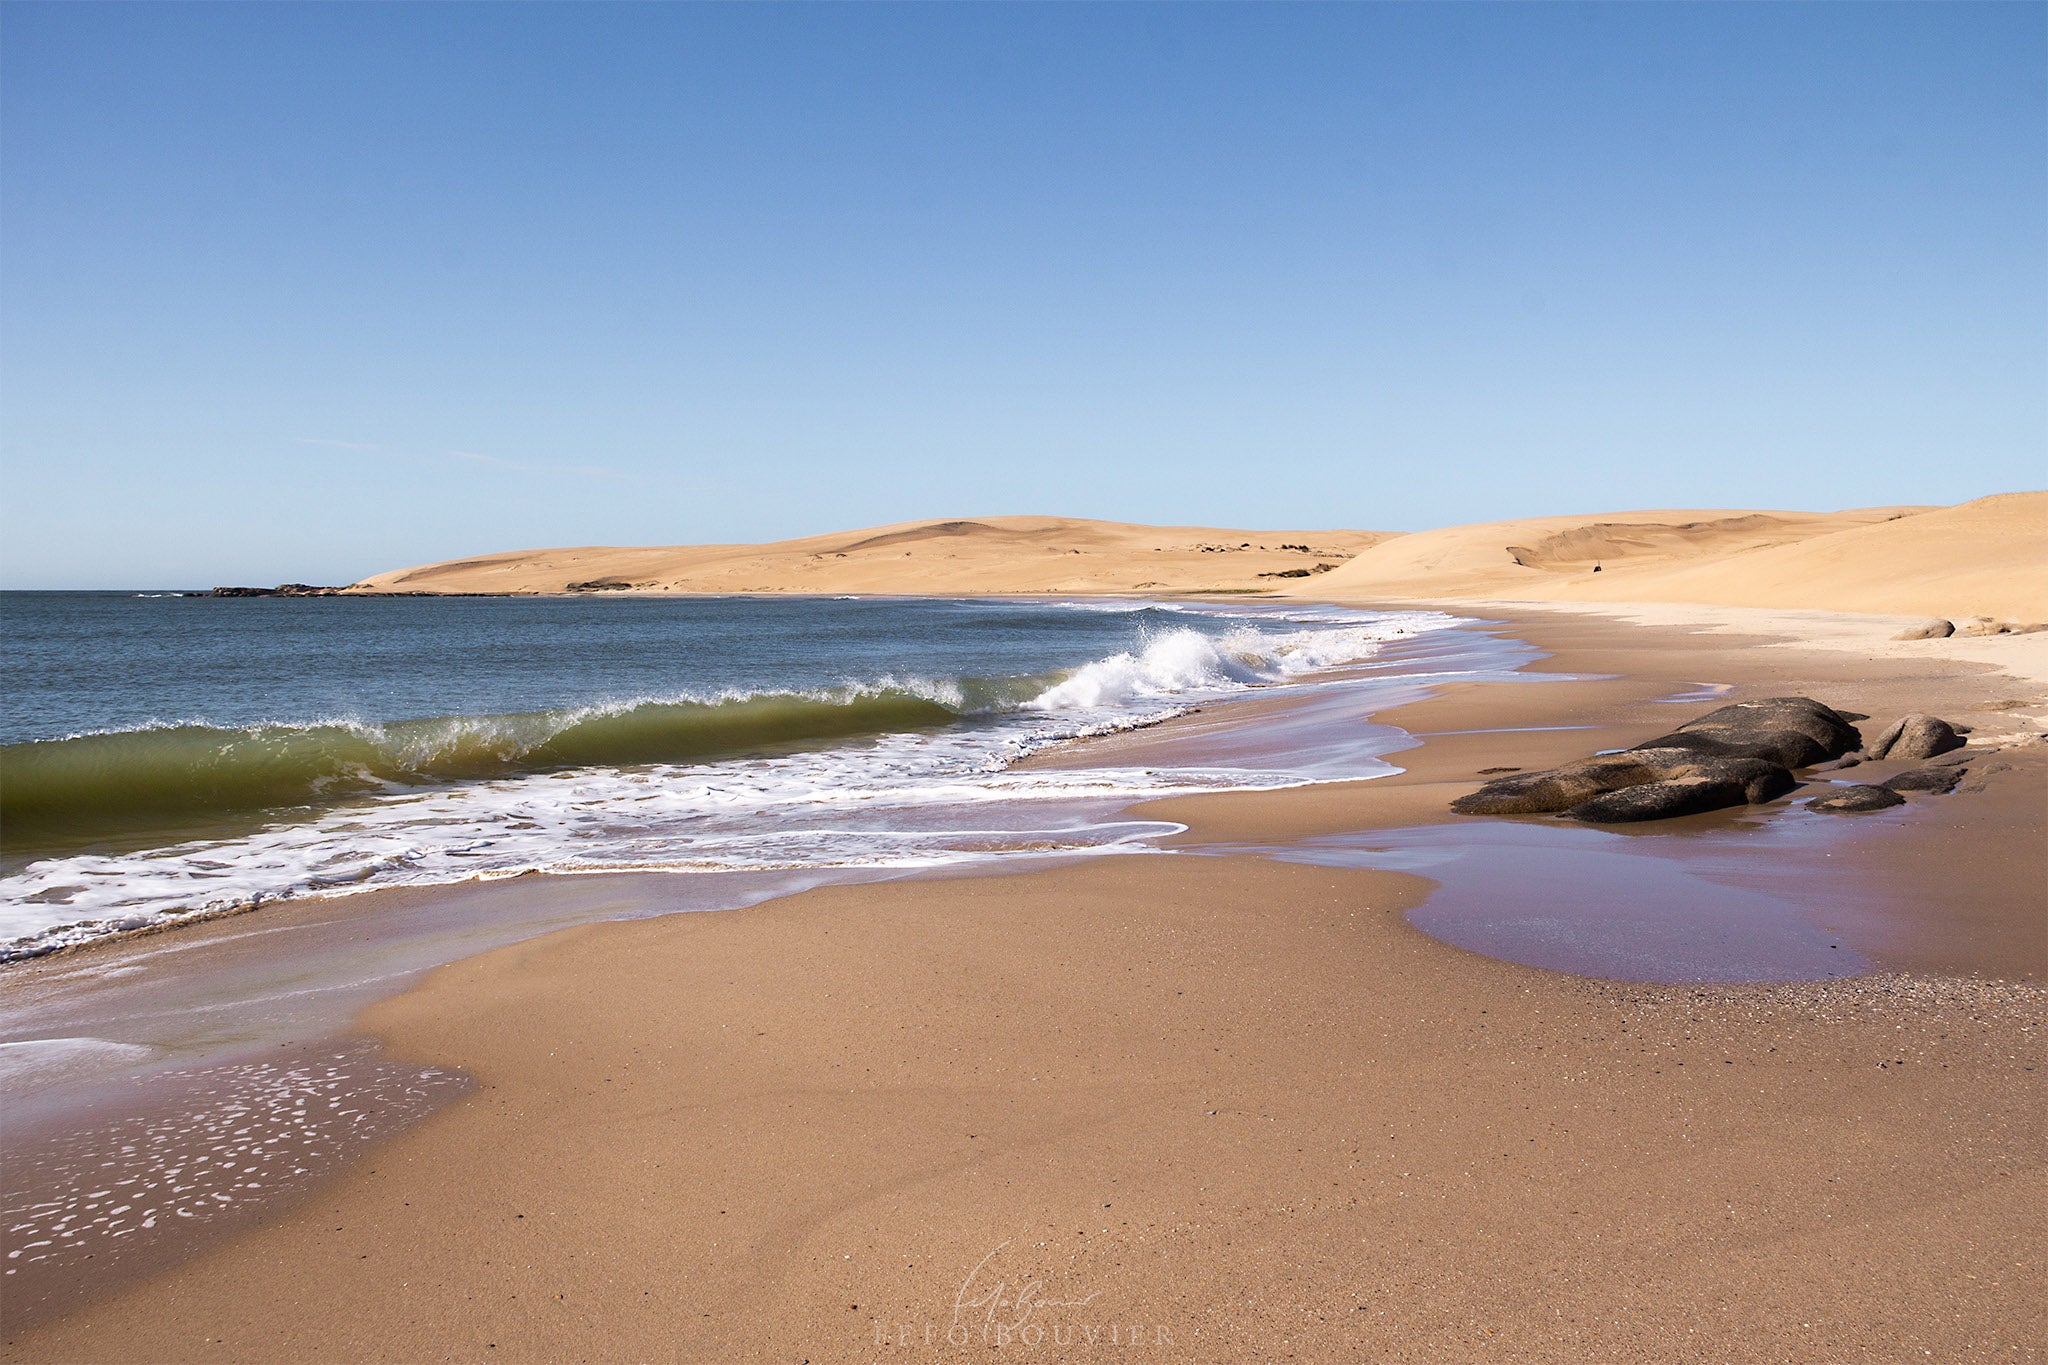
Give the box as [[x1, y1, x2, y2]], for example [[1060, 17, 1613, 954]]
[[1292, 492, 2046, 622], [351, 515, 1391, 597], [351, 494, 2046, 622]]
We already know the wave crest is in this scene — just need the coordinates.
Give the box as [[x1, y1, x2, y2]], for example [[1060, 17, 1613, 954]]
[[0, 689, 971, 838]]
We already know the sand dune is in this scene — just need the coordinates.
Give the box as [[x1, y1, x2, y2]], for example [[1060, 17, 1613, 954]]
[[1294, 492, 2048, 623], [350, 516, 1392, 597], [353, 494, 2045, 622]]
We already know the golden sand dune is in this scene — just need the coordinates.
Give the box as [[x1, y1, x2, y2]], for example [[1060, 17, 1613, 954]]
[[350, 515, 1394, 597], [1294, 492, 2048, 623], [356, 494, 2045, 622]]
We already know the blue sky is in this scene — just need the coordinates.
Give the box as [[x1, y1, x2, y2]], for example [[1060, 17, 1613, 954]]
[[2, 2, 2041, 588]]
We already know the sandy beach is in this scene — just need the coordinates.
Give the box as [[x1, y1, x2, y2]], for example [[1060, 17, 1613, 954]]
[[8, 2, 2041, 1357], [5, 595, 2043, 1363]]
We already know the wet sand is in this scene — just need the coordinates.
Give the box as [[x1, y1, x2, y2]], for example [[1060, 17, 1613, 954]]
[[4, 607, 2044, 1361]]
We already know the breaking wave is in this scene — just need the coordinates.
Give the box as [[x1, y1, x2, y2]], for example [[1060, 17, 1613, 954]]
[[0, 606, 1484, 959], [2, 624, 1408, 841]]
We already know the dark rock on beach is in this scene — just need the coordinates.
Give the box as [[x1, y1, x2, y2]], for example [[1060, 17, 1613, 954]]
[[1628, 696, 1862, 770], [1809, 785, 1907, 814], [1883, 766, 1966, 795], [1451, 696, 1855, 824], [1865, 714, 1964, 761], [1453, 749, 1795, 817]]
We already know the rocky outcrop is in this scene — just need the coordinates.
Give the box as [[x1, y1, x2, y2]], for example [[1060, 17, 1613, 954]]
[[1809, 785, 1907, 814], [1893, 619, 1954, 640], [1865, 714, 1965, 761], [206, 583, 350, 597], [565, 579, 635, 593], [1445, 684, 2024, 826], [1451, 697, 1855, 824], [1453, 750, 1795, 817]]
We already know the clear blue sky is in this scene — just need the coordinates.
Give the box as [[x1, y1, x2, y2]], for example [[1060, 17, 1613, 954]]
[[2, 2, 2041, 588]]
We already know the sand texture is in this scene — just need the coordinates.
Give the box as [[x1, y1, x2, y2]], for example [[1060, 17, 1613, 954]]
[[1295, 492, 2048, 623], [7, 609, 2042, 1364]]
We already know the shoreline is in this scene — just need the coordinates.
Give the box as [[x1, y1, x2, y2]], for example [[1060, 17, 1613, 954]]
[[4, 601, 2043, 1359]]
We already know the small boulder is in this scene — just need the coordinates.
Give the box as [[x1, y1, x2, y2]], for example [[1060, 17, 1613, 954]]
[[1893, 619, 1954, 640], [1809, 785, 1907, 814], [1883, 766, 1965, 795], [1865, 714, 1965, 761]]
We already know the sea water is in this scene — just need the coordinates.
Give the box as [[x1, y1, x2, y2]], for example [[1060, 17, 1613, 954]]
[[0, 592, 1477, 959]]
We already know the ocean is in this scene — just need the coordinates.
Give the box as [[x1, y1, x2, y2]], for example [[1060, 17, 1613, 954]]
[[1, 592, 1482, 960]]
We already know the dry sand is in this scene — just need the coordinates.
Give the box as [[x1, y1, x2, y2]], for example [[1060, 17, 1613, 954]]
[[1290, 492, 2048, 624], [7, 608, 2043, 1364]]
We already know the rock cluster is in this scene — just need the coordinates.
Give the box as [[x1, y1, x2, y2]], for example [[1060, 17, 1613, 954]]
[[1450, 697, 1857, 824], [1451, 696, 1989, 824]]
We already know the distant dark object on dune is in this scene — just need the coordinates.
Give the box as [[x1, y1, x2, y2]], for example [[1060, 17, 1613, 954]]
[[1256, 563, 1339, 580], [1893, 618, 1954, 640], [1956, 617, 2048, 637], [565, 579, 636, 593]]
